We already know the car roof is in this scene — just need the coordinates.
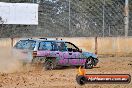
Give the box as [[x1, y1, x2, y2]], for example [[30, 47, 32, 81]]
[[18, 38, 66, 42]]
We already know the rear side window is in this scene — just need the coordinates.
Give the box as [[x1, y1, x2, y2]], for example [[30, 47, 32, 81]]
[[39, 41, 53, 50], [14, 40, 36, 50]]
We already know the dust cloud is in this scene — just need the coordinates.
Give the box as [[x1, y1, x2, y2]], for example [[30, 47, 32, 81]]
[[0, 47, 23, 73]]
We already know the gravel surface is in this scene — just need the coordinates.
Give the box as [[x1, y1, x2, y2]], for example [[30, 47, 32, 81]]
[[0, 57, 131, 88], [0, 48, 132, 88]]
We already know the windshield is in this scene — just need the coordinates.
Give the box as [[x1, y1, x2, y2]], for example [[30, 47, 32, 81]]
[[14, 40, 36, 50]]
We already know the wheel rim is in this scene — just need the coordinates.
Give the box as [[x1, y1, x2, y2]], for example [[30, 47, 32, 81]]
[[45, 61, 54, 70], [87, 59, 92, 64], [86, 58, 93, 68], [49, 62, 54, 70]]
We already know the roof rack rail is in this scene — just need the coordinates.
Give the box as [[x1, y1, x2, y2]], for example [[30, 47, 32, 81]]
[[27, 38, 32, 40], [39, 38, 47, 40], [39, 38, 63, 40]]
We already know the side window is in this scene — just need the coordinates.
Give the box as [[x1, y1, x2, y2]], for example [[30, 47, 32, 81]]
[[39, 41, 53, 50], [55, 42, 67, 51], [65, 42, 79, 52]]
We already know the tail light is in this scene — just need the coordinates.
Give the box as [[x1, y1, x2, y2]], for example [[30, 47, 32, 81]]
[[33, 51, 37, 57]]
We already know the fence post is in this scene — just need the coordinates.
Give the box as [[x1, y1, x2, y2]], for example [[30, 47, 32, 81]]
[[95, 37, 98, 54], [11, 37, 14, 47], [124, 0, 129, 37]]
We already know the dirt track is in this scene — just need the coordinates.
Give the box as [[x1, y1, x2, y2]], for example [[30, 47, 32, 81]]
[[0, 57, 132, 88]]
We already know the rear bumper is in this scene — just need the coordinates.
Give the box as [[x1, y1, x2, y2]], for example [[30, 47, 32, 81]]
[[12, 49, 33, 63]]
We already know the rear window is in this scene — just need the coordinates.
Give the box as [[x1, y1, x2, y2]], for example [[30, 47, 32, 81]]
[[14, 40, 36, 50]]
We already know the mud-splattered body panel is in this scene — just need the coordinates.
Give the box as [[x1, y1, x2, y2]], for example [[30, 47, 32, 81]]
[[13, 38, 98, 66]]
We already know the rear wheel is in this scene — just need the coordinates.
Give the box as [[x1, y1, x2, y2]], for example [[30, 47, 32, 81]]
[[85, 57, 94, 69], [31, 57, 38, 64], [44, 58, 56, 70]]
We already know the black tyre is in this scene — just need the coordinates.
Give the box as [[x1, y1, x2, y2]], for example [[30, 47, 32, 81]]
[[93, 58, 99, 66], [76, 75, 86, 85], [44, 58, 56, 70], [31, 58, 37, 64], [85, 57, 94, 69], [31, 57, 39, 67]]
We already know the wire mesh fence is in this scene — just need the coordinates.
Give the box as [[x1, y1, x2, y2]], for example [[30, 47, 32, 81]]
[[0, 0, 132, 37]]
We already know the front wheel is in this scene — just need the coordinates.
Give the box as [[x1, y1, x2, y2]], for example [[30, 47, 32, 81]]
[[84, 57, 94, 69]]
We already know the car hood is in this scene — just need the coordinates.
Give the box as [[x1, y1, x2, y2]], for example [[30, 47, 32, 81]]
[[82, 52, 97, 58]]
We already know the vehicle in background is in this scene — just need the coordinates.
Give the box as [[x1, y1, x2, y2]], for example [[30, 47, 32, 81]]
[[13, 38, 99, 69]]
